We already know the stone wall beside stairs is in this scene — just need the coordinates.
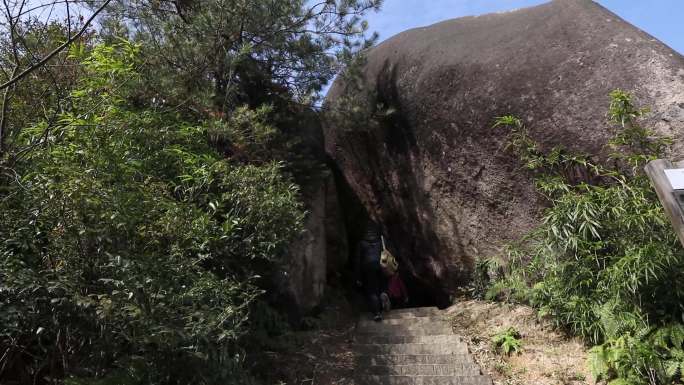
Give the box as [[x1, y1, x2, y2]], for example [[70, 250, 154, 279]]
[[276, 172, 349, 319]]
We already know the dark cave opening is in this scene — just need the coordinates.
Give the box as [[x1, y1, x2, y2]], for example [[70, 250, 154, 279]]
[[323, 59, 456, 313], [328, 158, 452, 312]]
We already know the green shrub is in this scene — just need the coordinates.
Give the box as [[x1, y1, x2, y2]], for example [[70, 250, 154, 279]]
[[492, 327, 523, 356], [0, 41, 303, 384], [489, 90, 684, 384], [588, 326, 684, 384]]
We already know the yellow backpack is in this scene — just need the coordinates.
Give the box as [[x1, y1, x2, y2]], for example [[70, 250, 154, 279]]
[[380, 236, 399, 276]]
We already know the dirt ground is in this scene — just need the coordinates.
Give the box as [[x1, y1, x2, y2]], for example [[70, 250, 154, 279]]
[[256, 325, 358, 385], [251, 288, 361, 385], [446, 299, 597, 385]]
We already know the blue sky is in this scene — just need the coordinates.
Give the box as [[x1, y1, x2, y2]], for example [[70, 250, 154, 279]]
[[363, 0, 683, 54]]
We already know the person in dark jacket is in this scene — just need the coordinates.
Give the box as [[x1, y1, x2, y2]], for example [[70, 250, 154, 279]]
[[355, 219, 384, 322]]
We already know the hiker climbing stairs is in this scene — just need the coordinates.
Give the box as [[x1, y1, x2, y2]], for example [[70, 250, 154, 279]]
[[352, 307, 492, 385]]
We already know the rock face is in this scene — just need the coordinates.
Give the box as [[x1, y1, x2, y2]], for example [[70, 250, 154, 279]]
[[276, 173, 348, 319], [324, 0, 684, 297], [271, 109, 350, 319]]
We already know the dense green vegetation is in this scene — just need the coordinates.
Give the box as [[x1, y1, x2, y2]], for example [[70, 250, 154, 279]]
[[480, 91, 684, 384], [1, 38, 304, 385], [1, 1, 680, 385], [0, 1, 380, 384]]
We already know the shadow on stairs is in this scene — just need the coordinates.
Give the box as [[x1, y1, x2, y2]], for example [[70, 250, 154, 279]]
[[351, 307, 492, 385]]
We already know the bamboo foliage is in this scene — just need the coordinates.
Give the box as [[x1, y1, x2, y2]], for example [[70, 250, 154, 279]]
[[479, 91, 684, 385]]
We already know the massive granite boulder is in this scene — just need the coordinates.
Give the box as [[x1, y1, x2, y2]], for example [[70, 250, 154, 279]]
[[324, 0, 684, 301]]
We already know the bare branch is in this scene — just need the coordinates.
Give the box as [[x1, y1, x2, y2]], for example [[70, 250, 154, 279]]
[[0, 0, 26, 153], [15, 0, 97, 19], [0, 0, 111, 91], [66, 0, 71, 39], [0, 63, 18, 152]]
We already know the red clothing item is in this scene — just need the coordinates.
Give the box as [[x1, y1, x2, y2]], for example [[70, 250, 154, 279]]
[[387, 274, 408, 302]]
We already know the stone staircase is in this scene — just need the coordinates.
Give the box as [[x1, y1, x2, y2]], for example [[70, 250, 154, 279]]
[[352, 307, 492, 385]]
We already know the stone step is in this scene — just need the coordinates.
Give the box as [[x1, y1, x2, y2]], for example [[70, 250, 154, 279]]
[[352, 308, 487, 385], [359, 315, 447, 328], [356, 329, 453, 339], [380, 307, 441, 319], [354, 343, 469, 355], [354, 375, 493, 385], [355, 333, 465, 345], [357, 321, 453, 336], [358, 363, 482, 376], [357, 354, 473, 366]]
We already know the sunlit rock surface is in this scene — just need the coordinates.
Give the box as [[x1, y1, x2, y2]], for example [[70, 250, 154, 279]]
[[324, 0, 684, 298]]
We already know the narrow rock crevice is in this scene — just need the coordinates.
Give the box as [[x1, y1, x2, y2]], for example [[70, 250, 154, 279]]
[[329, 158, 451, 309]]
